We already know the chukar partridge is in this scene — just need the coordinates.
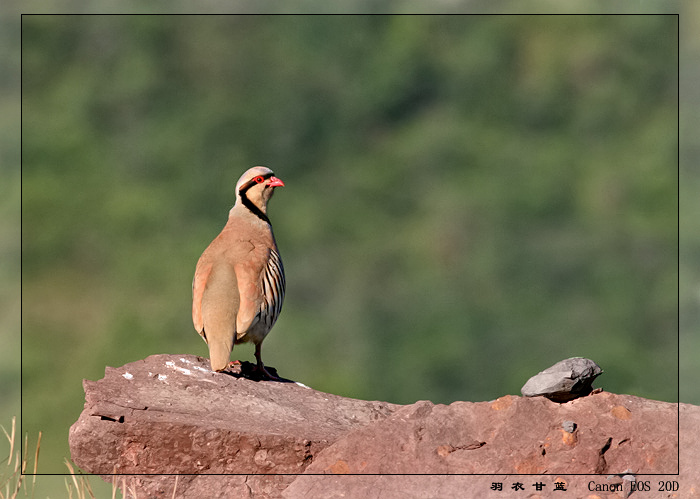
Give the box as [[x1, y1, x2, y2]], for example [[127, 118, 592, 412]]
[[192, 166, 285, 378]]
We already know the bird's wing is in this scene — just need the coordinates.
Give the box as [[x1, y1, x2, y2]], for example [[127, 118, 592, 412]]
[[199, 259, 240, 371], [193, 232, 253, 340], [192, 260, 212, 337]]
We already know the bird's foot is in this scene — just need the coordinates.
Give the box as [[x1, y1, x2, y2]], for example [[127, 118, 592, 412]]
[[229, 360, 281, 381], [253, 363, 280, 381], [223, 359, 241, 374]]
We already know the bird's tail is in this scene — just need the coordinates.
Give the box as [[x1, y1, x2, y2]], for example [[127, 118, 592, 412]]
[[208, 336, 234, 372]]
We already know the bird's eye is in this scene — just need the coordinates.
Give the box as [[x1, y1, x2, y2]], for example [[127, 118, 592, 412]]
[[253, 176, 265, 184]]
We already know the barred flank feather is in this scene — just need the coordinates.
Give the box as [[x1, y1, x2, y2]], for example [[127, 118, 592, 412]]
[[261, 247, 285, 329]]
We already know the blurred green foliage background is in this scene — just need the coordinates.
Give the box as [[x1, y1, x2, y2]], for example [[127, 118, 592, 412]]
[[7, 8, 694, 487]]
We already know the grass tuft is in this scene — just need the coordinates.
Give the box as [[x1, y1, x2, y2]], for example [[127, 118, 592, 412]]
[[0, 417, 30, 499]]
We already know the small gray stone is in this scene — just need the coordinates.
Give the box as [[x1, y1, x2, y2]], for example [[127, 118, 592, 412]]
[[562, 420, 577, 433], [521, 357, 603, 402]]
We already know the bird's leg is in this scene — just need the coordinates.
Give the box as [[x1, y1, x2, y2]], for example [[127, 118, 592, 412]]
[[254, 343, 279, 381]]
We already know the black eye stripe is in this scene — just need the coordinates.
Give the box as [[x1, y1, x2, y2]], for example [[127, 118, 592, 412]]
[[240, 173, 274, 193]]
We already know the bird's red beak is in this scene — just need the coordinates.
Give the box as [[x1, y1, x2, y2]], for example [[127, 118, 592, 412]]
[[268, 176, 284, 187]]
